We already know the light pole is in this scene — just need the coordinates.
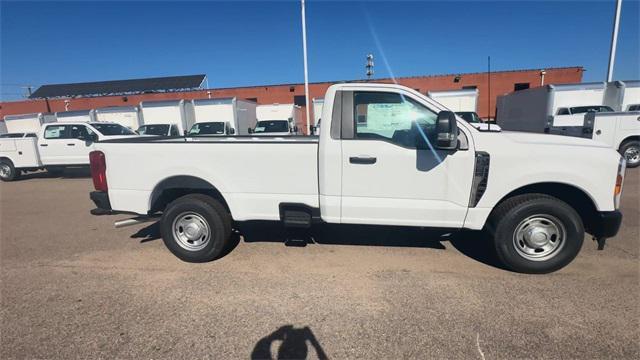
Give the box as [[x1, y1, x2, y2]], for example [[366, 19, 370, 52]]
[[301, 0, 311, 135], [607, 0, 622, 82]]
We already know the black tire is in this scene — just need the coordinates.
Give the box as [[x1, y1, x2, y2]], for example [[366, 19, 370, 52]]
[[619, 140, 640, 168], [488, 194, 584, 274], [160, 194, 232, 262], [0, 159, 18, 182]]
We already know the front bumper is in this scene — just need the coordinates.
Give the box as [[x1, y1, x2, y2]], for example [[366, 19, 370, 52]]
[[90, 191, 112, 215], [589, 210, 623, 238]]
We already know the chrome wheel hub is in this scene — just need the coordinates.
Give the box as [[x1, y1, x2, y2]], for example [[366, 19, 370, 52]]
[[0, 164, 10, 178], [172, 212, 211, 251], [624, 146, 640, 165], [513, 215, 566, 261]]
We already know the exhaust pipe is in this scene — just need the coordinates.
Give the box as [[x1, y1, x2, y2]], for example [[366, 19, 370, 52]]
[[114, 216, 157, 229]]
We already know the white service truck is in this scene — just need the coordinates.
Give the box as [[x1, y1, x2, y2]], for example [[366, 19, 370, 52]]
[[56, 110, 96, 123], [312, 98, 324, 134], [253, 104, 303, 135], [497, 82, 640, 167], [0, 121, 135, 181], [428, 89, 500, 131], [138, 100, 195, 136], [94, 106, 142, 130], [3, 113, 57, 135], [89, 83, 626, 274], [188, 98, 257, 136]]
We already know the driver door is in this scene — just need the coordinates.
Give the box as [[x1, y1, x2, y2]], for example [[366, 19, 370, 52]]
[[340, 90, 475, 228]]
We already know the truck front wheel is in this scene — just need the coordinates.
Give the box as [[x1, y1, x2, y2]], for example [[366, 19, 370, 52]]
[[619, 140, 640, 168], [0, 159, 18, 181], [489, 194, 584, 274], [160, 194, 232, 262]]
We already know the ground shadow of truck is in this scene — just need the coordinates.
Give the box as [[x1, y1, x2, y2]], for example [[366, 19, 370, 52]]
[[131, 220, 505, 270], [14, 167, 91, 180]]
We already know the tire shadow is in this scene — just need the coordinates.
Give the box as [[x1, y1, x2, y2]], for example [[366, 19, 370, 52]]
[[131, 220, 507, 270]]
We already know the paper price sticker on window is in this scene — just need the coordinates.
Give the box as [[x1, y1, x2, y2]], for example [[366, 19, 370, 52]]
[[45, 127, 62, 138]]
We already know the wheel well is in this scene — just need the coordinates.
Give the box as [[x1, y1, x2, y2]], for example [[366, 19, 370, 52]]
[[619, 136, 640, 148], [493, 182, 599, 233], [0, 157, 13, 165], [149, 176, 230, 215]]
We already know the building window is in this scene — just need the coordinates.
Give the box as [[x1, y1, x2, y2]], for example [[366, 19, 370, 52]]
[[289, 86, 295, 92], [462, 85, 477, 90], [514, 83, 530, 91], [294, 95, 306, 106]]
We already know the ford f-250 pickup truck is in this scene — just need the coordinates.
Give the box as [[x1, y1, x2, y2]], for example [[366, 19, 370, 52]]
[[89, 83, 625, 274]]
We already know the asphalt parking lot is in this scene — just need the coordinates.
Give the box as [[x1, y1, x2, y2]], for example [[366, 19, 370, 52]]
[[1, 169, 638, 359]]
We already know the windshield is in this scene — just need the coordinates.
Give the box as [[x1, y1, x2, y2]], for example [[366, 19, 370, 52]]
[[570, 106, 614, 114], [456, 112, 481, 123], [628, 104, 640, 111], [189, 122, 225, 135], [92, 123, 136, 136], [254, 120, 290, 133], [138, 124, 170, 136]]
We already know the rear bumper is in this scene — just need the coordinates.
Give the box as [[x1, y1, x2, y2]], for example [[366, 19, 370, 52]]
[[589, 210, 623, 238], [90, 191, 112, 215]]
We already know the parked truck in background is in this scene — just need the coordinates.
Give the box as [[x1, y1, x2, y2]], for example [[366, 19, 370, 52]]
[[253, 104, 303, 135], [3, 113, 57, 135], [427, 89, 500, 131], [497, 81, 640, 167], [0, 121, 135, 181], [89, 83, 625, 274], [138, 100, 195, 136], [95, 106, 142, 130], [56, 110, 96, 123], [188, 98, 257, 136], [312, 98, 324, 134]]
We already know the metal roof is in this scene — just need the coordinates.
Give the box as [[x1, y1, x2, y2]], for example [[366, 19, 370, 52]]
[[29, 74, 206, 99]]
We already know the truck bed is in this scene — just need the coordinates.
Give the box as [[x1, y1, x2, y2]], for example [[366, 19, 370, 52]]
[[96, 136, 320, 218]]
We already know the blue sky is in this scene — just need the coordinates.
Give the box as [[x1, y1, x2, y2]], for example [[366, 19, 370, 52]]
[[1, 0, 638, 100]]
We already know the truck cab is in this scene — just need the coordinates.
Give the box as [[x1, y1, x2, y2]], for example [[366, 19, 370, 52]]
[[137, 124, 180, 137], [188, 122, 235, 136]]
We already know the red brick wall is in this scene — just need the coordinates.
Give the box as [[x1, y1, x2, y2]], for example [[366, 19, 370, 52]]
[[0, 67, 583, 126]]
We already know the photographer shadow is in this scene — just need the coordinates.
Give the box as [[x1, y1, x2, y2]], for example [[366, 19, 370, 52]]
[[251, 325, 328, 360]]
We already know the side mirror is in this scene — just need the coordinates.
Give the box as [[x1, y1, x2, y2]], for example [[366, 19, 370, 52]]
[[80, 133, 98, 142], [248, 127, 254, 134], [435, 111, 458, 150], [293, 125, 299, 133], [228, 127, 236, 135]]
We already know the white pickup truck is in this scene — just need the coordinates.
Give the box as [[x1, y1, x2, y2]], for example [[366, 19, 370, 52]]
[[89, 83, 625, 274], [0, 122, 136, 181]]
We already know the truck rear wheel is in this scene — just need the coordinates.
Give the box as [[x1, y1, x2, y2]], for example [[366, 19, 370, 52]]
[[0, 159, 18, 181], [619, 140, 640, 168], [160, 194, 232, 262], [489, 194, 584, 274]]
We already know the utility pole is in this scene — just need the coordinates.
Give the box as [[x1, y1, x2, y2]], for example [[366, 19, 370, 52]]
[[607, 0, 622, 82], [301, 0, 311, 135], [366, 54, 374, 80]]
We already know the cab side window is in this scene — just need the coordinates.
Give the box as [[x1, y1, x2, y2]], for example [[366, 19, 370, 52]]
[[69, 125, 89, 139], [170, 125, 179, 136], [353, 91, 438, 148], [44, 125, 69, 139]]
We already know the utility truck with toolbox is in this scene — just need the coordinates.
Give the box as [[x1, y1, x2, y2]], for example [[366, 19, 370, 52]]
[[253, 104, 303, 135], [138, 100, 195, 136], [0, 121, 135, 181], [89, 83, 625, 274], [189, 97, 257, 136], [497, 82, 640, 167]]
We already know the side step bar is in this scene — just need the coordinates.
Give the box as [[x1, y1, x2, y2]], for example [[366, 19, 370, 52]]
[[114, 216, 158, 229]]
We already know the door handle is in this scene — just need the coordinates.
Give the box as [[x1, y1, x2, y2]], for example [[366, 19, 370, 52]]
[[349, 156, 377, 164], [40, 144, 48, 147], [67, 143, 76, 146]]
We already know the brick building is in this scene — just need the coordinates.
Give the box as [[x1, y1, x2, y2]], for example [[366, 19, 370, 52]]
[[0, 66, 583, 123]]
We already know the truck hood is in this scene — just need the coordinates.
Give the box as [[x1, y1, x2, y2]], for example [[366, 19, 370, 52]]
[[498, 131, 611, 149]]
